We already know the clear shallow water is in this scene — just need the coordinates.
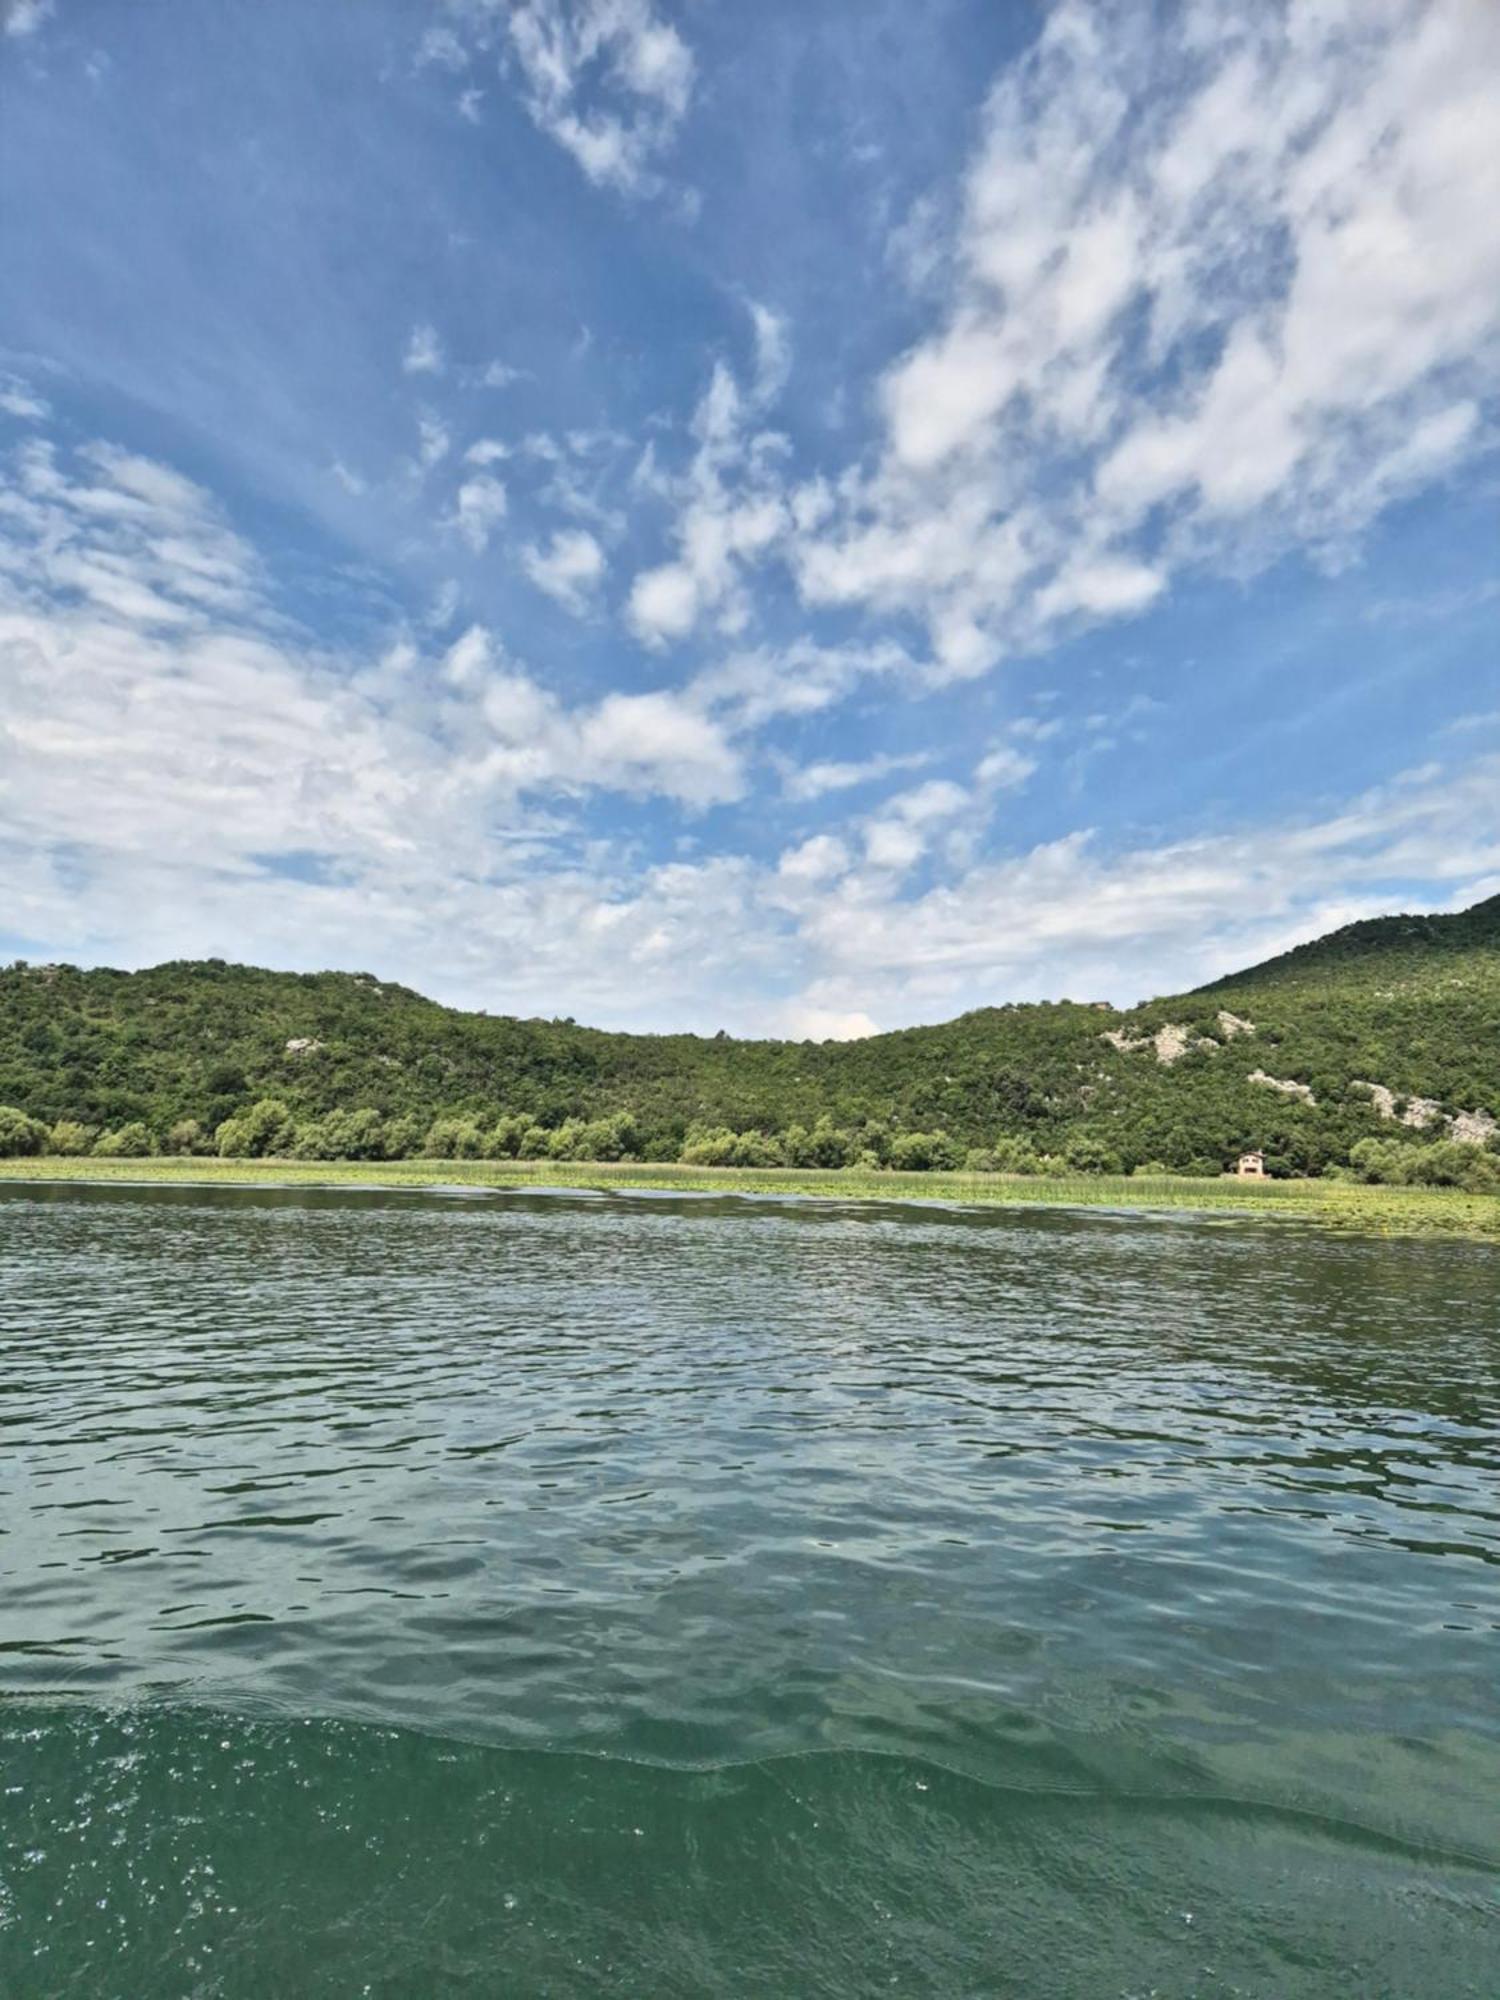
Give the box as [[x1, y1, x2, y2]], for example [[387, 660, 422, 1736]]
[[0, 1182, 1497, 1996]]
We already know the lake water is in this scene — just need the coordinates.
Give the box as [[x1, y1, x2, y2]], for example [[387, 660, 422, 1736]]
[[1, 1182, 1497, 1996]]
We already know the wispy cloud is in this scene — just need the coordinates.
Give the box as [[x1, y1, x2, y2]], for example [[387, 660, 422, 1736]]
[[449, 0, 695, 196], [402, 323, 445, 376], [626, 0, 1500, 689], [1, 0, 55, 38], [522, 526, 606, 612], [780, 751, 930, 803]]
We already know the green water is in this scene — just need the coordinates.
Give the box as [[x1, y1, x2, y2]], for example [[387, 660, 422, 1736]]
[[1, 1185, 1496, 1996]]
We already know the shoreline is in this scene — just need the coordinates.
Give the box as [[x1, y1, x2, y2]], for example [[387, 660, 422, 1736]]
[[3, 1155, 1498, 1241]]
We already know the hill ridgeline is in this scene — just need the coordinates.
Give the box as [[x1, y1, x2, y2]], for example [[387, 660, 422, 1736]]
[[2, 894, 1498, 1182]]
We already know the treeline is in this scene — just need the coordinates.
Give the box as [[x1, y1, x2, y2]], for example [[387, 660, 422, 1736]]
[[4, 1097, 1498, 1190], [0, 1099, 1103, 1175]]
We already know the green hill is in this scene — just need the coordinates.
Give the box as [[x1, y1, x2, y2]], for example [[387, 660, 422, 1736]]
[[2, 893, 1498, 1177]]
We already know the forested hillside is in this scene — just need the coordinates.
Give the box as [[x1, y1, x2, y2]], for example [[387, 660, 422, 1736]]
[[1, 894, 1498, 1179]]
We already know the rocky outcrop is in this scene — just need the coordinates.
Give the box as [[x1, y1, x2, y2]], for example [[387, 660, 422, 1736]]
[[1351, 1082, 1495, 1141], [1352, 1081, 1442, 1129], [1102, 1022, 1215, 1065], [284, 1037, 324, 1055], [1249, 1068, 1316, 1105], [1215, 1010, 1255, 1039], [1450, 1107, 1498, 1146]]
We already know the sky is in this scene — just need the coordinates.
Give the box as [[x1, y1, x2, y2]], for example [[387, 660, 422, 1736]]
[[1, 0, 1497, 1038]]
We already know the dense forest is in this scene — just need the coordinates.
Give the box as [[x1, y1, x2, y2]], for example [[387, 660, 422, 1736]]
[[2, 893, 1498, 1184]]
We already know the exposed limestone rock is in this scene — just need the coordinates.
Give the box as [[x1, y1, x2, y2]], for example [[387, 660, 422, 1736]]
[[1351, 1082, 1494, 1143], [1102, 1022, 1214, 1065], [1215, 1010, 1255, 1039], [1352, 1082, 1443, 1128], [1450, 1107, 1498, 1146], [1353, 1079, 1396, 1119], [1249, 1068, 1316, 1105], [284, 1037, 324, 1055]]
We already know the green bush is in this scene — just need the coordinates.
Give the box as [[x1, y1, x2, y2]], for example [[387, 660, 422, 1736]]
[[889, 1130, 960, 1172], [0, 1105, 48, 1156], [94, 1122, 151, 1157], [48, 1119, 92, 1156], [293, 1108, 387, 1160], [217, 1098, 296, 1158], [422, 1116, 487, 1160]]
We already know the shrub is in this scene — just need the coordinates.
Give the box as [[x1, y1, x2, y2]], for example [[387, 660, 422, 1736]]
[[680, 1125, 739, 1166], [488, 1114, 533, 1159], [383, 1113, 427, 1159], [293, 1108, 387, 1160], [889, 1130, 961, 1172], [422, 1116, 486, 1160], [163, 1118, 207, 1156], [1063, 1134, 1124, 1175], [0, 1105, 49, 1156], [48, 1119, 92, 1156], [680, 1125, 786, 1167], [217, 1098, 296, 1158], [94, 1122, 151, 1157], [578, 1111, 641, 1161]]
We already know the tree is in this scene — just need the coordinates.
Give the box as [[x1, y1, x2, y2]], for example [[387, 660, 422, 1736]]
[[889, 1130, 960, 1171], [1063, 1133, 1124, 1175], [216, 1098, 296, 1158], [422, 1116, 486, 1159], [0, 1105, 48, 1156], [94, 1122, 151, 1157], [48, 1119, 92, 1156]]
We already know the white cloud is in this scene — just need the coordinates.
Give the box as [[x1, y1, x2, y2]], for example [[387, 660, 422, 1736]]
[[690, 639, 915, 732], [618, 0, 1500, 693], [0, 438, 738, 890], [777, 833, 851, 884], [781, 751, 930, 802], [416, 409, 451, 470], [402, 324, 445, 376], [861, 778, 971, 875], [748, 301, 790, 403], [497, 0, 695, 196], [450, 472, 507, 551], [522, 526, 606, 612], [0, 375, 49, 421], [627, 560, 698, 643], [575, 690, 740, 807], [625, 359, 790, 644], [1, 0, 53, 34], [5, 430, 1500, 1031], [416, 24, 469, 71], [790, 752, 1500, 1023], [465, 437, 510, 466], [771, 1001, 880, 1043], [974, 743, 1037, 791]]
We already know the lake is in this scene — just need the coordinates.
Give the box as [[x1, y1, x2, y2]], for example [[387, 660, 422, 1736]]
[[1, 1182, 1497, 1996]]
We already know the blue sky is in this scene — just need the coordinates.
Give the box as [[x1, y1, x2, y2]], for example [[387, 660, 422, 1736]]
[[1, 0, 1497, 1035]]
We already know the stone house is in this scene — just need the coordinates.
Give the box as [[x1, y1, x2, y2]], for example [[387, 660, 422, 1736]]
[[1233, 1149, 1267, 1178]]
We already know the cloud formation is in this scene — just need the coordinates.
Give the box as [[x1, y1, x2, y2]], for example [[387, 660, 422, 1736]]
[[627, 0, 1500, 685], [5, 419, 1497, 1032], [448, 0, 695, 194]]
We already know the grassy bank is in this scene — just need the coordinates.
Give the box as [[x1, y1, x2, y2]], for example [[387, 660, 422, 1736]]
[[3, 1154, 1499, 1240]]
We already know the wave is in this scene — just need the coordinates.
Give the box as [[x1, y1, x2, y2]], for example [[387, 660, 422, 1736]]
[[3, 1698, 1496, 1999]]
